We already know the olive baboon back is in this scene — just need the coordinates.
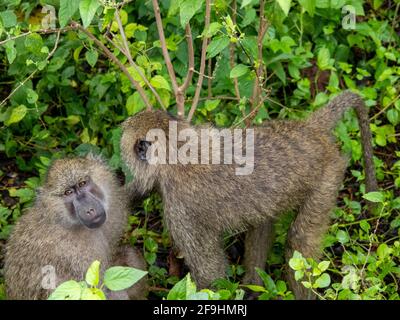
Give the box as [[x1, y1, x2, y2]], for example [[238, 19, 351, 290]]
[[4, 156, 147, 300], [120, 91, 377, 299]]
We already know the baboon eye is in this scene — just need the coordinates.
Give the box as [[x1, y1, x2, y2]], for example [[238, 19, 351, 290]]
[[135, 139, 152, 161], [78, 180, 87, 188], [64, 189, 73, 196]]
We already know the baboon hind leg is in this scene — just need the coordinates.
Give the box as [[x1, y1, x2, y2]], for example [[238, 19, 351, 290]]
[[243, 219, 275, 285], [286, 165, 345, 300]]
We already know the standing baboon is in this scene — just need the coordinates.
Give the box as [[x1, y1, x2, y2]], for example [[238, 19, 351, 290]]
[[4, 155, 147, 300], [120, 91, 377, 299]]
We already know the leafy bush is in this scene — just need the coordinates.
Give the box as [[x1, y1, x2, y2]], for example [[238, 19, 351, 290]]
[[0, 0, 399, 300]]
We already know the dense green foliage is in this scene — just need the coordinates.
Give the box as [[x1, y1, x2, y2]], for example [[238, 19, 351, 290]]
[[0, 0, 399, 300]]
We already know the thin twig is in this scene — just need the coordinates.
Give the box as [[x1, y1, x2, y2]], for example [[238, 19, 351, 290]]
[[229, 0, 245, 121], [187, 0, 211, 122], [115, 10, 164, 109], [70, 21, 152, 110], [0, 27, 70, 46], [151, 0, 178, 93], [180, 24, 195, 92], [0, 31, 61, 108]]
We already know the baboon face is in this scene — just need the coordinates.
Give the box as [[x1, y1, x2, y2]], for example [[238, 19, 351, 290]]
[[42, 157, 109, 229], [121, 110, 177, 192]]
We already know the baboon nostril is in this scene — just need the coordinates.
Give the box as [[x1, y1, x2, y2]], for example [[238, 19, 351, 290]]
[[86, 208, 95, 216]]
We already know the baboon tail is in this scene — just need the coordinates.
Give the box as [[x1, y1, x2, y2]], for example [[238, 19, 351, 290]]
[[309, 90, 378, 208], [308, 90, 364, 131]]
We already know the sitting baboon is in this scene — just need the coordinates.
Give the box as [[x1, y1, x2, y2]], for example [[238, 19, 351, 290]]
[[120, 91, 377, 299], [4, 155, 147, 300]]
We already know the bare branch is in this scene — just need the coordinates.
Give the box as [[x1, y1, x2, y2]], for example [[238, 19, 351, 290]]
[[179, 24, 195, 92], [251, 0, 268, 109], [187, 0, 211, 122], [0, 27, 70, 46], [70, 21, 152, 110], [151, 0, 178, 94], [115, 10, 165, 109]]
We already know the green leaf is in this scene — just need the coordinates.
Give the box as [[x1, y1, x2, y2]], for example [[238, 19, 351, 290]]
[[59, 0, 80, 27], [387, 109, 399, 126], [314, 273, 331, 288], [4, 41, 16, 64], [359, 220, 371, 232], [8, 188, 35, 203], [5, 105, 27, 126], [317, 261, 330, 272], [85, 260, 100, 287], [48, 281, 83, 300], [230, 64, 249, 78], [0, 11, 17, 28], [204, 99, 220, 111], [79, 0, 101, 28], [336, 230, 350, 244], [363, 191, 384, 203], [126, 92, 146, 116], [206, 37, 230, 59], [298, 0, 316, 16], [26, 89, 38, 104], [317, 47, 331, 70], [85, 50, 98, 67], [150, 75, 171, 91], [243, 285, 266, 292], [104, 267, 147, 291], [167, 273, 197, 300], [179, 0, 203, 28], [241, 0, 253, 8], [276, 0, 292, 16], [202, 22, 222, 38], [81, 287, 106, 300]]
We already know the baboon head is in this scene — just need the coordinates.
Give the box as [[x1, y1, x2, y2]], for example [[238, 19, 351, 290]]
[[39, 155, 115, 229], [121, 110, 185, 194]]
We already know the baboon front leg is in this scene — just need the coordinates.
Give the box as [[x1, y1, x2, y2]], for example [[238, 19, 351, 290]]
[[243, 219, 275, 285], [286, 170, 343, 300], [173, 229, 228, 289]]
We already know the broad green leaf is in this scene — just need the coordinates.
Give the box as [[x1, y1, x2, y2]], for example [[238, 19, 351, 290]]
[[81, 287, 106, 300], [104, 267, 147, 291], [314, 273, 331, 288], [377, 243, 392, 259], [85, 260, 100, 287], [79, 0, 101, 28], [363, 191, 384, 203], [204, 99, 220, 111], [59, 0, 80, 27], [150, 75, 171, 91], [317, 47, 331, 70], [85, 50, 98, 67], [359, 220, 371, 232], [26, 89, 38, 104], [387, 109, 399, 125], [25, 34, 43, 53], [317, 261, 330, 272], [4, 41, 16, 64], [336, 230, 350, 244], [276, 0, 292, 16], [5, 105, 27, 126], [167, 273, 197, 300], [48, 281, 83, 300], [241, 0, 253, 8], [8, 188, 35, 204], [230, 64, 249, 78], [202, 22, 222, 38], [206, 37, 230, 59], [126, 92, 146, 116], [0, 11, 17, 28], [298, 0, 316, 16], [179, 0, 203, 28]]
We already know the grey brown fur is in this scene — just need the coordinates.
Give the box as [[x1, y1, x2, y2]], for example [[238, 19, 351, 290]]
[[4, 156, 147, 300], [120, 90, 377, 299]]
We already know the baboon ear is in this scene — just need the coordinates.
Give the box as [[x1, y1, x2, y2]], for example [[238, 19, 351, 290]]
[[134, 139, 152, 161]]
